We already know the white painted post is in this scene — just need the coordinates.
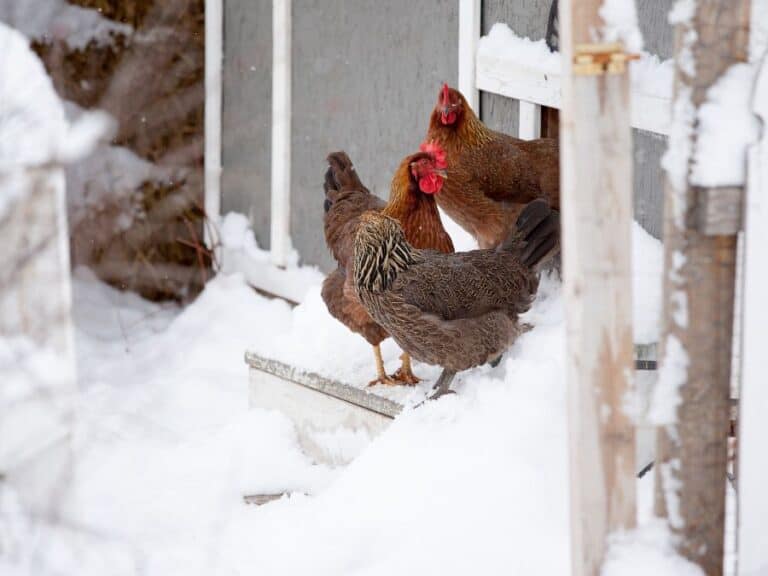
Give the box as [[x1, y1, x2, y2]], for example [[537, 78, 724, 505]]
[[518, 100, 542, 140], [458, 0, 481, 113], [737, 53, 768, 576], [204, 0, 223, 246], [270, 0, 292, 267]]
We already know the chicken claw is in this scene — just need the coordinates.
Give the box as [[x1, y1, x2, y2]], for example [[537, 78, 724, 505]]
[[367, 375, 401, 387], [390, 353, 420, 386]]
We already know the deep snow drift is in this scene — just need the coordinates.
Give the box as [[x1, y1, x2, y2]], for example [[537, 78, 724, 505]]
[[1, 211, 688, 576]]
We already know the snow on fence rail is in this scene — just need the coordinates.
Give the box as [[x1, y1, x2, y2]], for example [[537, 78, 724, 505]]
[[471, 23, 673, 138]]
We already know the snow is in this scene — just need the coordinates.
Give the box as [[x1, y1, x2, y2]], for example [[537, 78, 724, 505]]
[[691, 63, 761, 187], [0, 22, 112, 175], [632, 221, 663, 344], [602, 520, 704, 576], [218, 213, 326, 303], [0, 202, 671, 575], [478, 23, 672, 104], [649, 335, 688, 427], [478, 23, 561, 75], [0, 0, 132, 50], [599, 0, 645, 53], [0, 22, 67, 173]]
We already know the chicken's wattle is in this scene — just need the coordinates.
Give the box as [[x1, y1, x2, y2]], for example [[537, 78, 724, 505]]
[[441, 110, 457, 125], [419, 174, 443, 194]]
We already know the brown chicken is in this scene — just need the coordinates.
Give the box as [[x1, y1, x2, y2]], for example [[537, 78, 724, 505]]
[[322, 147, 454, 387], [353, 199, 559, 399], [424, 83, 560, 249]]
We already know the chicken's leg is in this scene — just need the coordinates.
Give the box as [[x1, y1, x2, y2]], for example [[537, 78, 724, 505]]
[[428, 368, 457, 401], [367, 344, 398, 387], [391, 352, 420, 386]]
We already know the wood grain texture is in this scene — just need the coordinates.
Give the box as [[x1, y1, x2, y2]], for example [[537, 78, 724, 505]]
[[560, 1, 636, 574], [654, 2, 750, 574]]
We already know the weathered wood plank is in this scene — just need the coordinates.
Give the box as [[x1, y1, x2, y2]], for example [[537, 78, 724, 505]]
[[246, 352, 403, 418], [561, 2, 637, 574], [246, 352, 399, 465], [654, 2, 751, 574], [696, 187, 743, 236]]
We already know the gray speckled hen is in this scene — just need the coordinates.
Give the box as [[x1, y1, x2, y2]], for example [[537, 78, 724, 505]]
[[353, 200, 559, 399]]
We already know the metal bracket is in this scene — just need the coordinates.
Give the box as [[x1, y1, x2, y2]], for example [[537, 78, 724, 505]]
[[573, 43, 639, 75]]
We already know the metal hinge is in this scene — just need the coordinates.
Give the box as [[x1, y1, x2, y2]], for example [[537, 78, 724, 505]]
[[573, 43, 640, 75]]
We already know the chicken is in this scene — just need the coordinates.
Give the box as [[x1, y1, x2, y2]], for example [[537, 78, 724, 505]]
[[424, 83, 560, 249], [353, 199, 559, 399], [321, 147, 454, 387]]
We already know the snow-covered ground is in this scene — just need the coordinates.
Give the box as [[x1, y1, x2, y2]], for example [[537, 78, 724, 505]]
[[1, 211, 679, 576]]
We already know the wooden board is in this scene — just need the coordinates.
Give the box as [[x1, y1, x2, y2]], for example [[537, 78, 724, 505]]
[[246, 352, 400, 466], [560, 2, 638, 574]]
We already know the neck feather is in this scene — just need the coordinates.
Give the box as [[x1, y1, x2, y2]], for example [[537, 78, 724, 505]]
[[354, 232, 417, 293]]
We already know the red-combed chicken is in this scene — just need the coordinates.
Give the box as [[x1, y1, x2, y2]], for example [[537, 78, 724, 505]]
[[424, 83, 560, 249], [322, 147, 453, 386], [353, 199, 559, 399]]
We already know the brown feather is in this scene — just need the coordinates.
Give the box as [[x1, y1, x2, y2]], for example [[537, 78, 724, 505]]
[[321, 150, 453, 350], [425, 86, 559, 249], [353, 205, 557, 372]]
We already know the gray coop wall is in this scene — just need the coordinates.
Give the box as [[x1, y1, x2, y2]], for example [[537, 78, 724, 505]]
[[222, 0, 272, 249], [290, 0, 458, 271], [220, 0, 674, 270], [481, 0, 674, 239]]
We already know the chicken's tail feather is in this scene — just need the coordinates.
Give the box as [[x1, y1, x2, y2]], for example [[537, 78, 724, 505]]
[[323, 151, 368, 213], [500, 199, 560, 268]]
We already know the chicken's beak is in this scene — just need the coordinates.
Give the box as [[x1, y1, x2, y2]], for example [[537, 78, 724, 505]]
[[433, 168, 448, 179]]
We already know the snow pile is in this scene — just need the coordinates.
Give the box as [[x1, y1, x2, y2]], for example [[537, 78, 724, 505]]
[[691, 63, 761, 187], [478, 23, 561, 75], [218, 213, 326, 303], [478, 23, 672, 104], [0, 22, 67, 173], [603, 521, 705, 576], [0, 0, 132, 49], [1, 215, 665, 575], [599, 0, 644, 53], [222, 295, 572, 575], [0, 22, 112, 177]]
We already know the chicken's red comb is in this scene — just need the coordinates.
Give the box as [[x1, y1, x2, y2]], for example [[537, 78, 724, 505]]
[[442, 83, 450, 103], [419, 140, 447, 170]]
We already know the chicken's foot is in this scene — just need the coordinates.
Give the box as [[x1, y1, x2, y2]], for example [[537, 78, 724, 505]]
[[428, 368, 457, 401], [391, 353, 420, 386], [367, 344, 399, 387]]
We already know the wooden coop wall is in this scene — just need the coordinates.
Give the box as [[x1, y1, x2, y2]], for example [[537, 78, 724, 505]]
[[481, 0, 674, 239]]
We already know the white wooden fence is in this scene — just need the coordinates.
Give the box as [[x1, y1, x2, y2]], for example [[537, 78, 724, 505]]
[[458, 0, 672, 141]]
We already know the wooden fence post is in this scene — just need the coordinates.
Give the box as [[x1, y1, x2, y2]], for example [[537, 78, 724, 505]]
[[560, 2, 636, 575], [654, 2, 751, 575]]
